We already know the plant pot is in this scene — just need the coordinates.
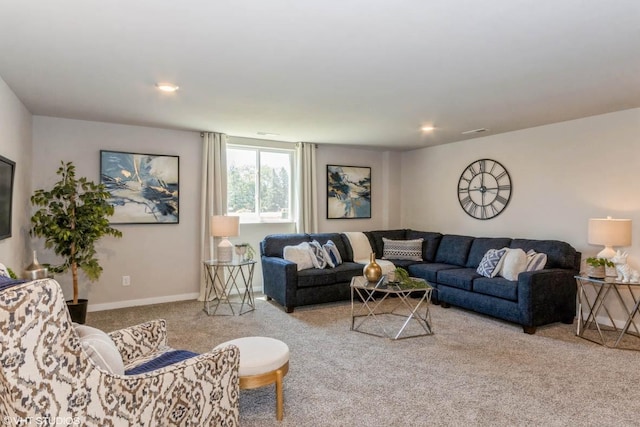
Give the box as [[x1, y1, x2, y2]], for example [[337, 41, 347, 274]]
[[67, 299, 88, 324], [586, 265, 605, 279]]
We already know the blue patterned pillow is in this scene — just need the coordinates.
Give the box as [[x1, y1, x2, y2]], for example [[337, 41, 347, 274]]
[[476, 248, 508, 278], [322, 240, 342, 268]]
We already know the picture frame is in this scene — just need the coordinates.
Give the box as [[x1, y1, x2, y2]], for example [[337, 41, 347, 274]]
[[0, 155, 16, 240], [327, 164, 371, 219], [100, 150, 179, 224]]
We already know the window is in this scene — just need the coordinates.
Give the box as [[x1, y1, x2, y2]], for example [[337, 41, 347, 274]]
[[227, 145, 293, 222]]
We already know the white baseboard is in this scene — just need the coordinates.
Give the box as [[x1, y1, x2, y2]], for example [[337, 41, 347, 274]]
[[88, 292, 200, 312], [87, 286, 263, 313]]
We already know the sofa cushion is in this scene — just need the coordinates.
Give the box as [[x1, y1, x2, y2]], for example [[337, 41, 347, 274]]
[[437, 268, 480, 291], [333, 262, 366, 283], [406, 231, 442, 262], [408, 263, 459, 283], [365, 229, 408, 258], [261, 234, 310, 258], [297, 268, 337, 288], [435, 235, 474, 266], [473, 277, 518, 301], [466, 237, 512, 268], [382, 238, 423, 261], [476, 248, 508, 278], [510, 239, 578, 270]]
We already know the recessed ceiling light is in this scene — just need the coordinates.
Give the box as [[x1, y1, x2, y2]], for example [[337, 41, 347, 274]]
[[421, 126, 435, 132], [155, 83, 179, 92]]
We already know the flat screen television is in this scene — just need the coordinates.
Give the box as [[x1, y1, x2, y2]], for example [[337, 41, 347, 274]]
[[0, 155, 16, 240]]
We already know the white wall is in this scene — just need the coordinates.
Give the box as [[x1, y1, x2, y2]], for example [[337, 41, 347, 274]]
[[316, 145, 402, 232], [401, 108, 640, 325], [0, 76, 32, 273], [32, 117, 202, 309]]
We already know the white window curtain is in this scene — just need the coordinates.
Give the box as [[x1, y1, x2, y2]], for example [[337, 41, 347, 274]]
[[199, 132, 228, 301], [295, 142, 318, 233]]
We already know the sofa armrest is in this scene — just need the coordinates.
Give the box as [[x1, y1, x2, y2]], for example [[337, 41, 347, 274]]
[[517, 269, 577, 327], [261, 256, 298, 308], [109, 319, 168, 366]]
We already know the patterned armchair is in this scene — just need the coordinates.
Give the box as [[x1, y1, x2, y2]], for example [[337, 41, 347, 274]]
[[0, 278, 240, 426]]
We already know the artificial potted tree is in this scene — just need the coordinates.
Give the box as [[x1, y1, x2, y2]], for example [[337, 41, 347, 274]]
[[30, 161, 122, 323]]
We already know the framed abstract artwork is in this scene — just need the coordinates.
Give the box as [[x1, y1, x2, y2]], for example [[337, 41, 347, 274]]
[[327, 165, 371, 219], [100, 150, 179, 224]]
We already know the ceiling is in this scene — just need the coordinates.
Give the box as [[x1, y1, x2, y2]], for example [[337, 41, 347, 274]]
[[0, 1, 638, 150]]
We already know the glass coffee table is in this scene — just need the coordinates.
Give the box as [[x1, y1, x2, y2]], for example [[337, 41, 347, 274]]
[[350, 275, 434, 340]]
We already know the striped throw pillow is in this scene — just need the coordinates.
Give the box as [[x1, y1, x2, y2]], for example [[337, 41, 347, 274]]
[[526, 250, 547, 271], [382, 238, 423, 261]]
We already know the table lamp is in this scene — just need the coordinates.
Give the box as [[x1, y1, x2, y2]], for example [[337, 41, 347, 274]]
[[588, 216, 632, 259], [211, 215, 239, 262]]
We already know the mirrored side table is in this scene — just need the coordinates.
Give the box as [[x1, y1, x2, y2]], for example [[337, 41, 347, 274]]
[[203, 259, 256, 316]]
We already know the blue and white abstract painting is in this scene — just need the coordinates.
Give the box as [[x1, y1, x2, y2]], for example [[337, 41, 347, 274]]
[[100, 150, 179, 224], [327, 165, 371, 219]]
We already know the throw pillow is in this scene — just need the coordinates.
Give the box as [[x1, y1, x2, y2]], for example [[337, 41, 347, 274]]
[[526, 249, 548, 271], [476, 248, 508, 278], [322, 240, 343, 268], [283, 242, 315, 271], [382, 238, 423, 261], [498, 248, 528, 281], [75, 324, 125, 375], [309, 240, 328, 269]]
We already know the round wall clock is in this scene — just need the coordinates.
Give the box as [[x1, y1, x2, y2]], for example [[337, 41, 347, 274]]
[[457, 159, 512, 220]]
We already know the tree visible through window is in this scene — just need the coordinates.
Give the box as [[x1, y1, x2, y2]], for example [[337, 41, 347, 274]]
[[227, 146, 292, 222]]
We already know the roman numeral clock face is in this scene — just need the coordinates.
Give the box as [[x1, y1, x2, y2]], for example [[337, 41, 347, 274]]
[[458, 159, 512, 220]]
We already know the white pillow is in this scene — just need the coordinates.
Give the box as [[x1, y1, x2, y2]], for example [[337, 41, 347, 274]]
[[283, 242, 315, 271], [499, 248, 528, 281], [75, 324, 125, 375]]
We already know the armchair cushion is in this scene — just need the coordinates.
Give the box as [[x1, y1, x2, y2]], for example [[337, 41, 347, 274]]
[[126, 350, 199, 375]]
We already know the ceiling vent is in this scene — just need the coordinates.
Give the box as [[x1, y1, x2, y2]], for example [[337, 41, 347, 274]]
[[461, 128, 489, 135]]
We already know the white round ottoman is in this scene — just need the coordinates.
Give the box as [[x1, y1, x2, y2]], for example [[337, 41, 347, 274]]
[[217, 336, 290, 420]]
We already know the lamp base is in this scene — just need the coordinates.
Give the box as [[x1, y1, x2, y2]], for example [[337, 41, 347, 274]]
[[596, 246, 616, 259], [217, 238, 234, 263]]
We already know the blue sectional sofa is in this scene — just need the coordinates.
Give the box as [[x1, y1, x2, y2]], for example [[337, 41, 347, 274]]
[[260, 229, 580, 334]]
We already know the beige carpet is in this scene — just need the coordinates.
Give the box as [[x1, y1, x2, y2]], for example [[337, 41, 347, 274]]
[[88, 297, 640, 426]]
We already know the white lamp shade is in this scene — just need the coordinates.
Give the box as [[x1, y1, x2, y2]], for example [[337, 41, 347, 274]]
[[210, 215, 239, 238], [210, 216, 239, 263], [588, 217, 632, 259]]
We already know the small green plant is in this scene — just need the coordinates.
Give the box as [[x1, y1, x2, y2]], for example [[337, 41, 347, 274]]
[[586, 257, 614, 268], [6, 267, 17, 279], [391, 267, 424, 288], [235, 243, 256, 261]]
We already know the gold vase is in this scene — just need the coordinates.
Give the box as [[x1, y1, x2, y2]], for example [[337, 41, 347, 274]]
[[363, 253, 382, 282]]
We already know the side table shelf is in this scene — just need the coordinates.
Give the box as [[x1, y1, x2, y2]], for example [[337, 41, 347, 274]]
[[575, 275, 640, 350], [203, 260, 256, 316]]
